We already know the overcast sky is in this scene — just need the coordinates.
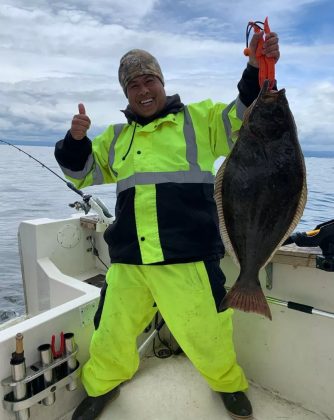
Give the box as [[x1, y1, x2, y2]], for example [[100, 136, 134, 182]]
[[0, 0, 333, 151]]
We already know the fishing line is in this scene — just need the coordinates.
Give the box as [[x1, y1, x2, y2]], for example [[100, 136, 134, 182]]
[[245, 20, 264, 49], [0, 139, 84, 197], [1, 138, 114, 268]]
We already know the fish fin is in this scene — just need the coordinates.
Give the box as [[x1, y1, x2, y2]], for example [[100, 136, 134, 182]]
[[214, 159, 240, 267], [221, 283, 272, 320], [263, 159, 308, 269]]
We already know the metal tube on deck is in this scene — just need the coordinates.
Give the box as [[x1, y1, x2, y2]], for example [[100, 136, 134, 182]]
[[10, 333, 30, 420], [38, 344, 55, 406], [64, 333, 77, 391]]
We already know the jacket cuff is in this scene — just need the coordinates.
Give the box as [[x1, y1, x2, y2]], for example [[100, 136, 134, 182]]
[[237, 64, 260, 107], [54, 131, 92, 171]]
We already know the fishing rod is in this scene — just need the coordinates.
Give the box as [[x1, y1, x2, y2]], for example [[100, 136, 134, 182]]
[[0, 138, 114, 225], [265, 296, 334, 319], [0, 139, 83, 197], [225, 287, 334, 320]]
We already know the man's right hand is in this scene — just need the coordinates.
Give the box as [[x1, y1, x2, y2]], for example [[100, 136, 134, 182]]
[[70, 103, 91, 140]]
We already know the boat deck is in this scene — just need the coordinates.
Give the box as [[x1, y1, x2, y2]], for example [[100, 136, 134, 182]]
[[64, 354, 328, 420], [9, 216, 333, 420]]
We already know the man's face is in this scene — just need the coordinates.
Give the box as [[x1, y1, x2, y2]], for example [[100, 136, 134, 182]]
[[126, 74, 167, 118]]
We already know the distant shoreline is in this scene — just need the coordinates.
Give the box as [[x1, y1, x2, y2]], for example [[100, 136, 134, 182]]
[[0, 140, 333, 158]]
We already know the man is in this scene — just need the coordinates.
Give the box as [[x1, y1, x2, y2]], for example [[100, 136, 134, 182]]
[[55, 31, 280, 420]]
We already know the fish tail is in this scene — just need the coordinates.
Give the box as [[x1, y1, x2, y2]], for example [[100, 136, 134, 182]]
[[221, 282, 272, 320]]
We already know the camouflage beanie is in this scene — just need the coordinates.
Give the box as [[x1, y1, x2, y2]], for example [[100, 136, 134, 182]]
[[118, 49, 164, 96]]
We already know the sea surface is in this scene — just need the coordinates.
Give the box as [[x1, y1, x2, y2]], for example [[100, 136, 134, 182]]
[[0, 145, 333, 322]]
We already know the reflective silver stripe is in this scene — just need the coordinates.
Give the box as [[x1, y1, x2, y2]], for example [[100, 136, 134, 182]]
[[183, 106, 201, 171], [108, 123, 125, 177], [114, 107, 215, 195], [60, 154, 94, 179], [235, 95, 247, 120], [92, 163, 104, 185], [61, 124, 125, 183], [117, 171, 214, 195], [222, 99, 237, 151]]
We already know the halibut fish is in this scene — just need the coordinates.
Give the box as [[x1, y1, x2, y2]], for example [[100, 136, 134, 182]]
[[214, 80, 307, 320]]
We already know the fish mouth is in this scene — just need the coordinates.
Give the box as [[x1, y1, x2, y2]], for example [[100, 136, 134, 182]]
[[259, 79, 271, 97], [243, 80, 286, 124], [243, 82, 271, 123], [258, 80, 286, 104], [260, 80, 286, 96], [247, 80, 272, 115]]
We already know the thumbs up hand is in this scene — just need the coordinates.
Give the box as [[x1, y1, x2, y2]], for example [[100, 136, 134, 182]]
[[70, 103, 91, 140]]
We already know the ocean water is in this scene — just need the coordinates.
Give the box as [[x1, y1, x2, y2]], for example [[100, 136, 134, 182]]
[[0, 145, 333, 322]]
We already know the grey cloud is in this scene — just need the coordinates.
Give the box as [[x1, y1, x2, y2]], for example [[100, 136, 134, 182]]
[[2, 0, 158, 25], [0, 0, 333, 151], [0, 76, 126, 142]]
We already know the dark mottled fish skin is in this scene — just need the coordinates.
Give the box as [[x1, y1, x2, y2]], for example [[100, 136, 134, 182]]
[[214, 80, 307, 320]]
